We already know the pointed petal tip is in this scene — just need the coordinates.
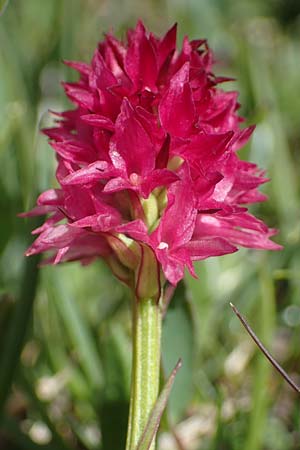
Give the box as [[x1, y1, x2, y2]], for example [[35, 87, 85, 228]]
[[267, 241, 283, 251], [25, 248, 35, 257], [62, 59, 90, 76], [136, 19, 146, 31]]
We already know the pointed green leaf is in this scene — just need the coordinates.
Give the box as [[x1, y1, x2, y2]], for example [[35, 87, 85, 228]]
[[135, 359, 182, 450]]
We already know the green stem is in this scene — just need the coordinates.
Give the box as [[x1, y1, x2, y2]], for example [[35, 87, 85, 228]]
[[126, 297, 162, 450]]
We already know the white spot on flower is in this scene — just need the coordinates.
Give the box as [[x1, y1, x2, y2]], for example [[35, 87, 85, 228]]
[[129, 172, 140, 185], [157, 241, 169, 250], [201, 216, 219, 225]]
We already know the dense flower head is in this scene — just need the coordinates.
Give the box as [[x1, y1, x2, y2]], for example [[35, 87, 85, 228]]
[[23, 21, 281, 296]]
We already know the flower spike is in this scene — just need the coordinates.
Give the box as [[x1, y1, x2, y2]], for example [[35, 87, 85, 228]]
[[23, 21, 281, 295]]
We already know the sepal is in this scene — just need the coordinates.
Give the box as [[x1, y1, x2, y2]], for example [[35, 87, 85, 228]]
[[135, 244, 161, 302]]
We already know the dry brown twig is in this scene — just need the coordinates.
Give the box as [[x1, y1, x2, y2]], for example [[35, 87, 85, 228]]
[[230, 302, 300, 394]]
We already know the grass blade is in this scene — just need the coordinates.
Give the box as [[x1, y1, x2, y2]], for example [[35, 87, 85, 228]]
[[0, 234, 41, 414], [0, 0, 9, 16], [135, 359, 182, 450], [45, 269, 104, 390], [230, 302, 300, 394]]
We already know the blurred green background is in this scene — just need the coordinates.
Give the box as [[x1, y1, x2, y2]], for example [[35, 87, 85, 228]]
[[1, 0, 300, 449]]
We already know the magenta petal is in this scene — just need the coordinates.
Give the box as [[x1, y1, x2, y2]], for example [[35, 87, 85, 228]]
[[63, 185, 97, 220], [90, 49, 117, 90], [63, 83, 97, 110], [19, 191, 63, 220], [63, 60, 91, 77], [193, 171, 223, 200], [238, 190, 268, 204], [62, 161, 114, 185], [104, 34, 127, 78], [53, 234, 110, 264], [231, 125, 255, 151], [186, 237, 237, 260], [81, 114, 115, 131], [31, 212, 63, 235], [217, 211, 269, 232], [43, 127, 72, 142], [156, 248, 185, 286], [194, 213, 282, 250], [51, 141, 97, 165], [157, 23, 177, 69], [135, 106, 164, 143], [155, 134, 170, 169], [25, 225, 83, 256], [19, 189, 64, 217], [72, 210, 121, 231], [19, 205, 56, 218], [231, 169, 268, 192], [125, 21, 158, 91], [141, 169, 179, 198], [153, 176, 197, 248], [37, 189, 64, 206], [177, 131, 233, 168], [103, 177, 132, 193], [54, 247, 70, 264], [115, 220, 149, 243], [159, 62, 196, 137], [111, 99, 156, 176]]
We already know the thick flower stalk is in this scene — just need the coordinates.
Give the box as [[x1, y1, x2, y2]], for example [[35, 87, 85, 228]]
[[23, 21, 281, 449]]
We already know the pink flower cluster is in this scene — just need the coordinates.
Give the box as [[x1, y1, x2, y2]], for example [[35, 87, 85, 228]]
[[24, 21, 281, 290]]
